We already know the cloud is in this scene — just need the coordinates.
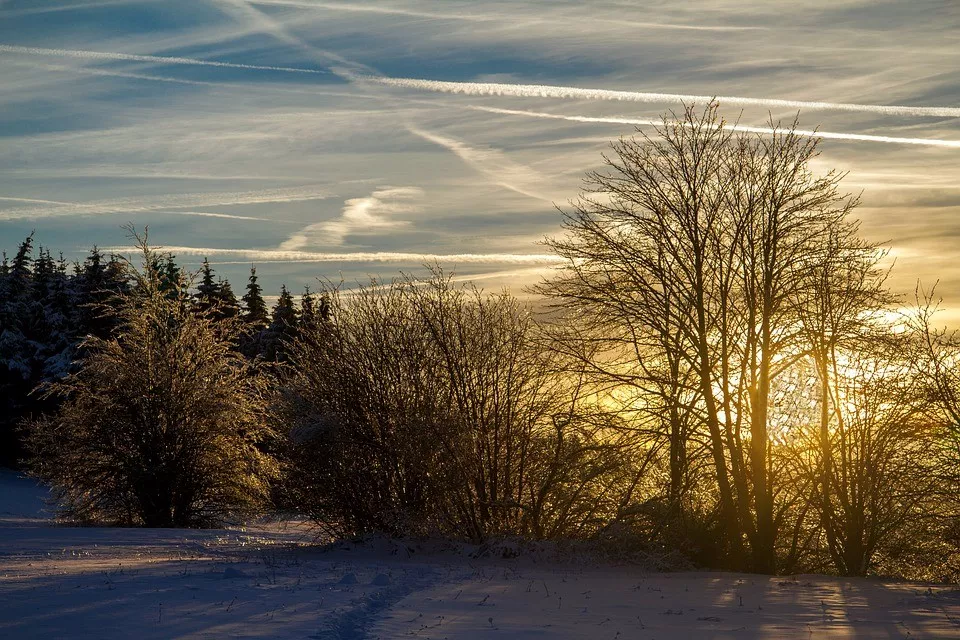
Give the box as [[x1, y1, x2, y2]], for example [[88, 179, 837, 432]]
[[279, 186, 422, 250], [367, 76, 960, 118], [469, 106, 960, 149]]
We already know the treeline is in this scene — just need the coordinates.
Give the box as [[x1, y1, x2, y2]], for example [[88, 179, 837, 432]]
[[6, 104, 960, 581]]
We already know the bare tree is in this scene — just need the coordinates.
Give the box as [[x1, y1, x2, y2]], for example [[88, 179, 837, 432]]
[[785, 338, 935, 576], [539, 102, 866, 572]]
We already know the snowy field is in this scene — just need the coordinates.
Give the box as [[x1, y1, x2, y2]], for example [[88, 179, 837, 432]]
[[2, 470, 960, 639]]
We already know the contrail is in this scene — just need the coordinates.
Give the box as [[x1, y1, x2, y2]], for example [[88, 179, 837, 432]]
[[7, 60, 379, 100], [247, 0, 490, 21], [213, 0, 375, 76], [0, 0, 135, 17], [247, 0, 763, 31], [472, 106, 960, 149], [0, 44, 328, 75], [408, 127, 555, 202], [160, 210, 276, 222], [366, 76, 960, 118], [0, 185, 332, 220], [102, 245, 565, 265], [0, 196, 77, 206], [12, 61, 217, 86]]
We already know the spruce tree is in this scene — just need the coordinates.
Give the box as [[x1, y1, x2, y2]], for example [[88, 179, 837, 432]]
[[194, 258, 218, 315], [215, 279, 241, 320], [300, 286, 317, 330], [241, 266, 269, 328], [262, 285, 299, 362], [9, 233, 34, 298]]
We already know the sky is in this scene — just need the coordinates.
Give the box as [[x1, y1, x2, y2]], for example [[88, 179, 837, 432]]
[[1, 0, 958, 315]]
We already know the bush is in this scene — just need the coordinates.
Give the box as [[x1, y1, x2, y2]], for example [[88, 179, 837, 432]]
[[25, 236, 277, 527], [277, 271, 631, 541]]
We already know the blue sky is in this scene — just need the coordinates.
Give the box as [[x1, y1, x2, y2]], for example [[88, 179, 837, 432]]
[[1, 0, 959, 313]]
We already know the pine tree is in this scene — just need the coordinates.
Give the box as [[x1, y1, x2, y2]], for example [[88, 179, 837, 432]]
[[158, 256, 186, 301], [32, 248, 54, 301], [75, 248, 129, 341], [9, 233, 34, 298], [215, 279, 241, 320], [261, 285, 299, 362], [194, 258, 219, 315], [241, 266, 269, 328], [271, 285, 299, 330], [300, 286, 317, 329]]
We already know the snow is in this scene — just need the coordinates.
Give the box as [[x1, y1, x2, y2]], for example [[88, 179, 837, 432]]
[[2, 470, 959, 639]]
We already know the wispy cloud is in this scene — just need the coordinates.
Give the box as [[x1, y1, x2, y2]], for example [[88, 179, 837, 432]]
[[471, 106, 960, 149], [279, 186, 422, 250]]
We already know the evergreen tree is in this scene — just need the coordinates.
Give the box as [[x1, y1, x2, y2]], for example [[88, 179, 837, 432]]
[[76, 248, 129, 340], [8, 234, 34, 299], [216, 279, 241, 320], [157, 255, 186, 301], [241, 266, 269, 328], [271, 285, 299, 330], [261, 285, 299, 362], [194, 258, 219, 315], [0, 235, 36, 466], [300, 286, 317, 329]]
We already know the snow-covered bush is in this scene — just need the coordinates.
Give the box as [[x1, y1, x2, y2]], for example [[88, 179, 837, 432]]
[[277, 270, 630, 541], [25, 232, 277, 527]]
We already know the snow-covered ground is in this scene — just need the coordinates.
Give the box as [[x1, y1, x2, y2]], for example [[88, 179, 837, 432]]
[[2, 470, 959, 639]]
